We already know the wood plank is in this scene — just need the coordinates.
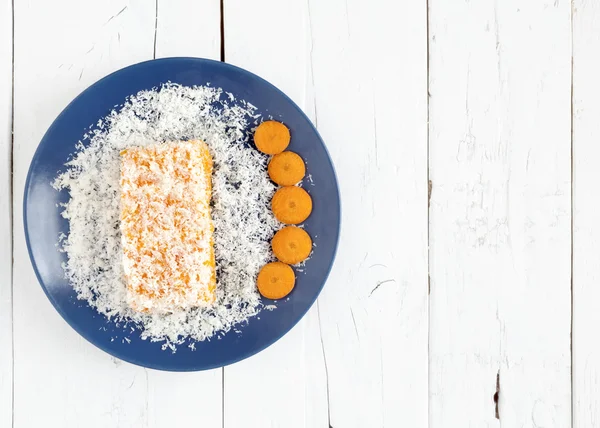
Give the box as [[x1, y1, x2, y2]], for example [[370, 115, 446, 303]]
[[293, 0, 428, 426], [573, 2, 600, 427], [155, 0, 220, 59], [12, 1, 221, 427], [0, 0, 12, 426], [223, 1, 328, 426], [429, 0, 572, 426], [310, 2, 429, 425]]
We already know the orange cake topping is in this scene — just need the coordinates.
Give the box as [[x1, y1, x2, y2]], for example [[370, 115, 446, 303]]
[[120, 140, 216, 313]]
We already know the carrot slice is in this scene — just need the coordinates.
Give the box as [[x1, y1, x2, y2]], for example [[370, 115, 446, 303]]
[[257, 262, 295, 299], [254, 121, 290, 155], [271, 186, 313, 224], [272, 226, 312, 264], [268, 151, 306, 186]]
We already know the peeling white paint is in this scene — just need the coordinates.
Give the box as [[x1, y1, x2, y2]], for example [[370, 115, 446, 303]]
[[3, 0, 595, 426]]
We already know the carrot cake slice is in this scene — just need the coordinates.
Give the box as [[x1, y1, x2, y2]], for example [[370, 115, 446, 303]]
[[120, 140, 216, 313]]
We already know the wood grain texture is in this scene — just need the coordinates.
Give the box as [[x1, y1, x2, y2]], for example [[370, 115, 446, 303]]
[[7, 0, 587, 426], [223, 1, 328, 427], [573, 1, 600, 427], [12, 1, 221, 427], [306, 0, 429, 427], [155, 0, 220, 59], [0, 0, 12, 426], [429, 1, 572, 426]]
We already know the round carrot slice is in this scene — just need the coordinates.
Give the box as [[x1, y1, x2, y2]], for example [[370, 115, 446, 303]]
[[254, 121, 290, 155], [257, 262, 295, 300], [272, 226, 312, 264], [271, 186, 313, 224], [268, 151, 306, 186]]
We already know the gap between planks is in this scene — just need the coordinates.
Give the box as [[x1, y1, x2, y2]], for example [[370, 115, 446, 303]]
[[220, 0, 225, 62], [9, 0, 15, 425], [220, 2, 225, 426], [426, 0, 432, 425], [569, 0, 575, 425]]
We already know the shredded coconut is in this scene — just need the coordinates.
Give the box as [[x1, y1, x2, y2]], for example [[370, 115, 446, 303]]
[[53, 83, 280, 349]]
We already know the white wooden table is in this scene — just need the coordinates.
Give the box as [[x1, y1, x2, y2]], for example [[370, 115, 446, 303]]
[[2, 0, 599, 426]]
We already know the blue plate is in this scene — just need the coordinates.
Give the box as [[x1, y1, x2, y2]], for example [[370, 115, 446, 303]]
[[24, 57, 340, 371]]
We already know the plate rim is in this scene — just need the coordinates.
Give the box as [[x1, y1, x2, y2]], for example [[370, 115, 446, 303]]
[[23, 56, 341, 371]]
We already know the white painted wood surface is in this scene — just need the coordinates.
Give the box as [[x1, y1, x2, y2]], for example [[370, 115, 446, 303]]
[[0, 0, 12, 427], [4, 0, 600, 426], [429, 1, 572, 427], [155, 0, 221, 60], [306, 0, 429, 426], [573, 2, 600, 428]]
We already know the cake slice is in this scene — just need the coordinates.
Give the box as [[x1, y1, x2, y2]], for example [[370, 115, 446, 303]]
[[120, 140, 216, 313]]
